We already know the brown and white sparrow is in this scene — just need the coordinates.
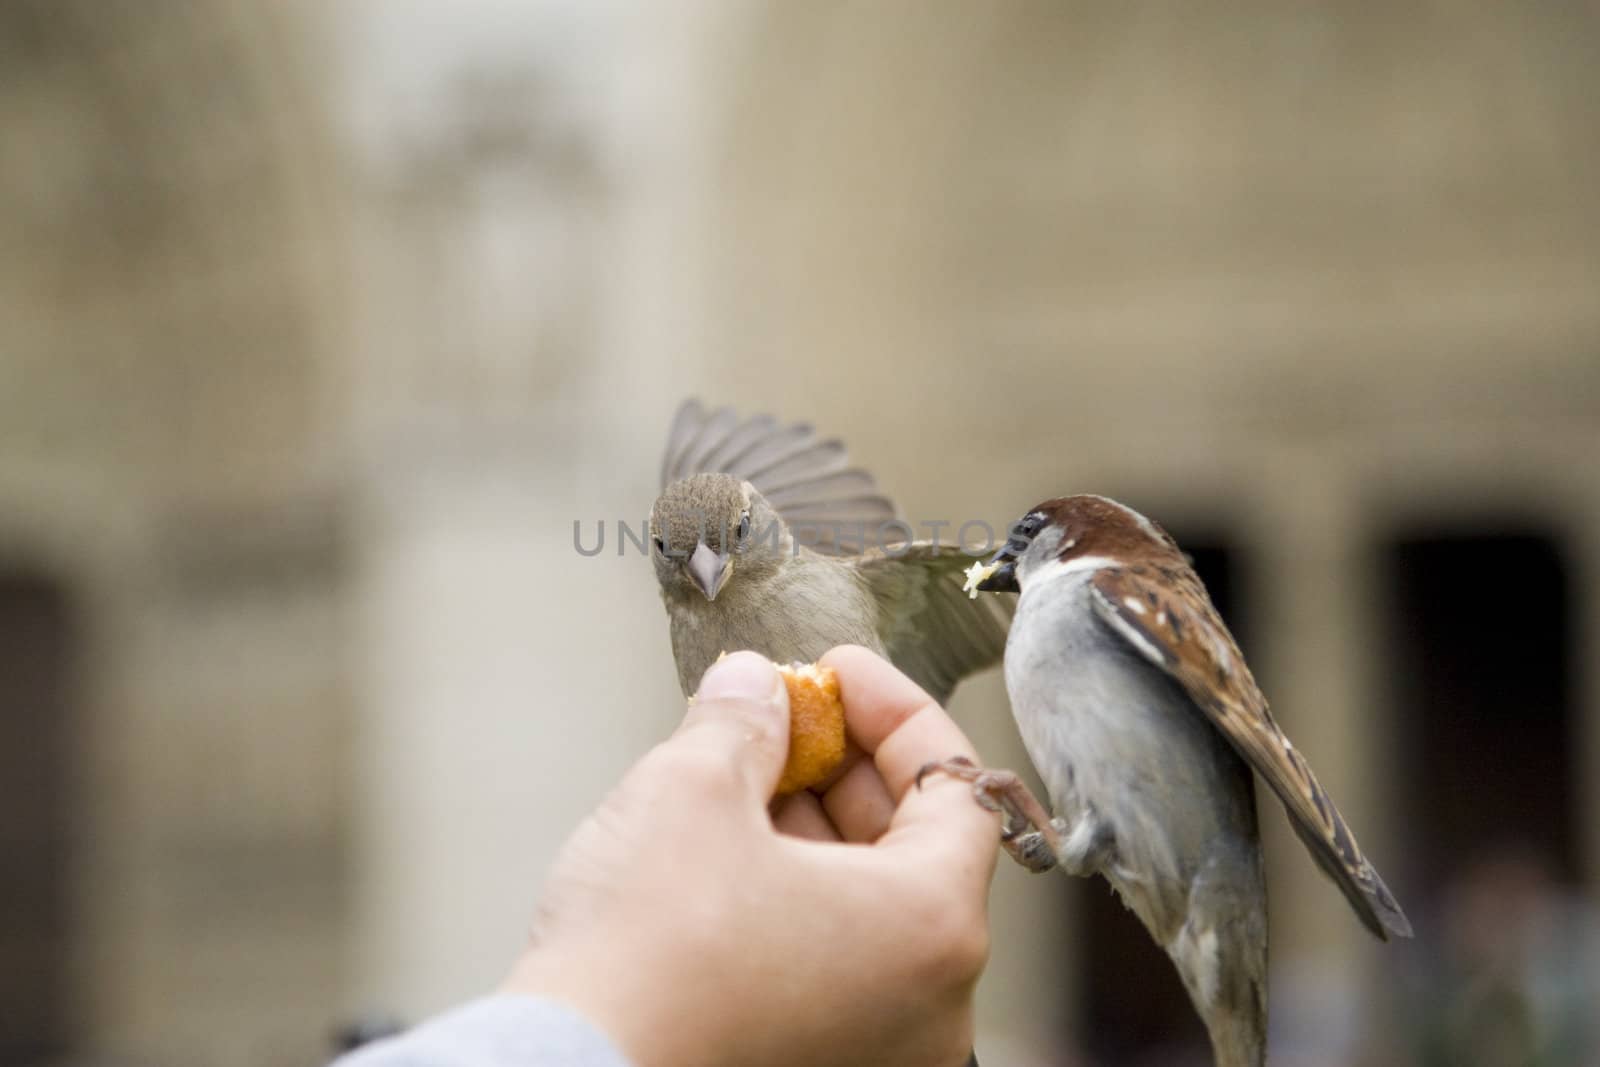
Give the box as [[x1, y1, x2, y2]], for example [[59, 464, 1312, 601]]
[[649, 400, 1012, 704], [930, 494, 1411, 1067]]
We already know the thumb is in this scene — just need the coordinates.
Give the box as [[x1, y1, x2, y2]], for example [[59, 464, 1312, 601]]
[[672, 651, 791, 802]]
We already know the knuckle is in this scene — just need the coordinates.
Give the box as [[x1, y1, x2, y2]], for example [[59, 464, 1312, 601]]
[[710, 699, 786, 749], [649, 738, 741, 799]]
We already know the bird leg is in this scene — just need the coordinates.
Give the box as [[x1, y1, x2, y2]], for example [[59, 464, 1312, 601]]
[[1021, 809, 1114, 879], [916, 757, 1064, 874]]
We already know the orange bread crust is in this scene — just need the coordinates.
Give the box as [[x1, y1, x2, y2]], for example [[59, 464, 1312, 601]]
[[773, 662, 847, 795]]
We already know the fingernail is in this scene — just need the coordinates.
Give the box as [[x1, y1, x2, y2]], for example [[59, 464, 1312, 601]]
[[696, 651, 783, 705]]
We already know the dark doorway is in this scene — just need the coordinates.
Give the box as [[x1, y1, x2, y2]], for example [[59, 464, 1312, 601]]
[[0, 572, 78, 1065], [1384, 532, 1576, 887], [1382, 529, 1584, 1064], [1071, 536, 1244, 1066]]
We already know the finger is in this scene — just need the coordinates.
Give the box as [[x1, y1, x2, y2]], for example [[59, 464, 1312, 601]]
[[819, 756, 897, 843], [821, 644, 935, 756], [821, 644, 979, 797], [771, 791, 841, 842], [811, 740, 866, 793], [876, 708, 1000, 885], [667, 651, 790, 803], [818, 646, 997, 872]]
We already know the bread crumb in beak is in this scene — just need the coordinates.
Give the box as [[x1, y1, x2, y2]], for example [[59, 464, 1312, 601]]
[[963, 560, 999, 599]]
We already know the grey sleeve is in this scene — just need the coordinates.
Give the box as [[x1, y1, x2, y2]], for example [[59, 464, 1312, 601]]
[[331, 994, 636, 1067]]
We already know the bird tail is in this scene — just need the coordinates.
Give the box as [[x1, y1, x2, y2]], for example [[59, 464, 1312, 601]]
[[1207, 1009, 1267, 1067], [1168, 840, 1269, 1067], [1190, 944, 1266, 1067]]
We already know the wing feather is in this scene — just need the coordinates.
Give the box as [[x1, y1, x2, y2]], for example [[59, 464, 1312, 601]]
[[1088, 565, 1412, 940], [660, 399, 709, 487], [764, 470, 881, 510], [853, 542, 1013, 704], [659, 399, 898, 557], [746, 440, 850, 487]]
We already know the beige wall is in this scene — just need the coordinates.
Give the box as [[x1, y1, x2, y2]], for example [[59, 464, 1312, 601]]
[[0, 2, 1595, 1064], [0, 3, 348, 1064]]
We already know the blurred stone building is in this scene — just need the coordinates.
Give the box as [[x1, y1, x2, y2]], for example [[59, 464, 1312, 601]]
[[1, 2, 1596, 1065]]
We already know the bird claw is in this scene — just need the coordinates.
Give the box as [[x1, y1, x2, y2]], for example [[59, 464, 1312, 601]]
[[916, 756, 1066, 873], [917, 757, 1016, 827], [915, 755, 976, 792], [1005, 830, 1060, 874]]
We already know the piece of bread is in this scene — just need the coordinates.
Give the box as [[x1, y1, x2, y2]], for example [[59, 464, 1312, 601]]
[[773, 661, 847, 795]]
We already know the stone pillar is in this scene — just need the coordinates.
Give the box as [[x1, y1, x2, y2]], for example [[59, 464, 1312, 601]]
[[1247, 447, 1398, 1062], [339, 0, 734, 1022]]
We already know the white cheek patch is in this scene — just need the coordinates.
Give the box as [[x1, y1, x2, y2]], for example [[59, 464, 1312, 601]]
[[1024, 554, 1116, 590]]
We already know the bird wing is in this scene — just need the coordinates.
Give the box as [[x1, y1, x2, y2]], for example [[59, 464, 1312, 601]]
[[853, 543, 1014, 705], [1087, 564, 1412, 941], [660, 399, 898, 556]]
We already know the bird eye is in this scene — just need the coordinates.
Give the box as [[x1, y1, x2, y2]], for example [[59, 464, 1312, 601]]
[[737, 512, 751, 544], [652, 535, 666, 555], [1006, 513, 1045, 554]]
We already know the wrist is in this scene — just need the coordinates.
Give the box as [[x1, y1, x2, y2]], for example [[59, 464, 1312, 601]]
[[504, 943, 725, 1067]]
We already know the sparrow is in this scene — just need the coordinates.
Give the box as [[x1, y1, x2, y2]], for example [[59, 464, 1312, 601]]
[[927, 494, 1411, 1067], [649, 400, 1013, 704]]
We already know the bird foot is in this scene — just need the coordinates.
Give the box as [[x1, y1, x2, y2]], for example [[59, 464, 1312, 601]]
[[916, 756, 1063, 874], [1003, 829, 1061, 874]]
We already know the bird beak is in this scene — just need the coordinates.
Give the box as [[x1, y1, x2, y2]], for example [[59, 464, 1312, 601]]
[[975, 550, 1019, 594], [687, 541, 732, 601], [975, 526, 1032, 594]]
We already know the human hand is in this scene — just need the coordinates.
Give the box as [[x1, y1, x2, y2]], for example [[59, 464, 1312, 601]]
[[504, 647, 1000, 1067]]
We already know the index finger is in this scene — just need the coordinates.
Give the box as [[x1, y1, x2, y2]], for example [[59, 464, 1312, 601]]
[[822, 645, 975, 792], [819, 645, 1000, 860]]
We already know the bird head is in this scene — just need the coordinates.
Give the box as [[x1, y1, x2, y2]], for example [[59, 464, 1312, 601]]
[[975, 495, 1181, 592], [649, 473, 786, 602]]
